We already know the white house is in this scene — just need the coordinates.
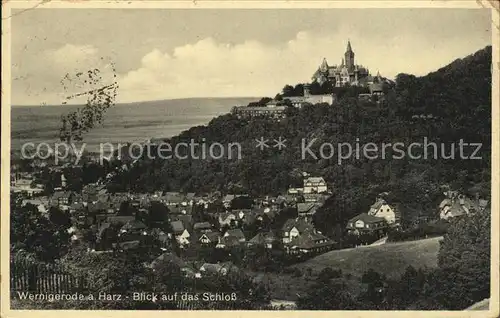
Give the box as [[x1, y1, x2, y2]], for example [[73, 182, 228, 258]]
[[281, 218, 314, 244], [176, 229, 190, 246], [303, 177, 328, 194], [367, 197, 398, 224], [199, 231, 220, 245], [170, 220, 190, 246]]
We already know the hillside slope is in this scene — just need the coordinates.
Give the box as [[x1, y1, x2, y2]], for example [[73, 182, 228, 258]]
[[111, 46, 491, 232], [291, 237, 442, 279]]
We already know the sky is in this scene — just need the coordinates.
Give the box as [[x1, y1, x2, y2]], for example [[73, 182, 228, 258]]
[[11, 8, 492, 105]]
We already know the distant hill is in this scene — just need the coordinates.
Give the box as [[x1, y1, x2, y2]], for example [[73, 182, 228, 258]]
[[13, 96, 259, 109], [290, 237, 441, 279], [11, 97, 259, 152]]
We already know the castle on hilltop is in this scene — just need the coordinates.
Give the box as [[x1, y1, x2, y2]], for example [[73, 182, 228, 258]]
[[312, 40, 374, 87], [231, 40, 392, 120]]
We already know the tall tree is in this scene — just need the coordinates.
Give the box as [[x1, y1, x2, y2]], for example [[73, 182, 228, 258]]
[[435, 207, 491, 309]]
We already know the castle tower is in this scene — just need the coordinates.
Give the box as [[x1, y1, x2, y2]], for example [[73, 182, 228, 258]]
[[344, 40, 355, 71], [320, 58, 329, 72]]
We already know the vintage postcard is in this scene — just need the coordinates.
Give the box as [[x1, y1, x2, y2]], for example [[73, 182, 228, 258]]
[[1, 0, 499, 317]]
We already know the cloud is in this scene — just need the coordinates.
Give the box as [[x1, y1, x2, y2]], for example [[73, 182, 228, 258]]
[[13, 27, 490, 105], [116, 30, 488, 103], [118, 32, 326, 102], [13, 44, 117, 105], [45, 44, 100, 72]]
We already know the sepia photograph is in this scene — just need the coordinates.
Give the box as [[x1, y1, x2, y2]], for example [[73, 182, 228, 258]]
[[1, 0, 499, 315]]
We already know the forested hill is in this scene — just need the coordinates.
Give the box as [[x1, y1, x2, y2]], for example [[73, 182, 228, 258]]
[[111, 45, 491, 230], [394, 45, 491, 122]]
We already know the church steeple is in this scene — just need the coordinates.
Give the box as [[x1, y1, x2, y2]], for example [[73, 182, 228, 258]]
[[344, 40, 355, 71]]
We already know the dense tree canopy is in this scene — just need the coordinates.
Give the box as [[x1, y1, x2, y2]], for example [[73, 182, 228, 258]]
[[11, 201, 71, 262]]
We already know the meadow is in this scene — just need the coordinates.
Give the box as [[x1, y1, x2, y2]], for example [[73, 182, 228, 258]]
[[291, 236, 441, 279]]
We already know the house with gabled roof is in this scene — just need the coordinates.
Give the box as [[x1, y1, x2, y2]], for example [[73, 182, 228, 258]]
[[170, 220, 190, 246], [171, 220, 185, 235], [50, 191, 75, 210], [119, 220, 147, 234], [216, 235, 242, 249], [367, 196, 401, 225], [283, 194, 299, 206], [281, 218, 314, 244], [439, 191, 485, 220], [303, 177, 328, 194], [297, 203, 318, 216], [118, 220, 148, 242], [346, 213, 388, 235], [171, 214, 193, 230], [248, 231, 278, 249], [199, 231, 221, 245], [193, 222, 213, 233], [223, 228, 246, 243], [286, 231, 335, 255]]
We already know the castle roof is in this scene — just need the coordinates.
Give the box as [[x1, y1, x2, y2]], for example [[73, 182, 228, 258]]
[[346, 40, 353, 53], [320, 58, 329, 71]]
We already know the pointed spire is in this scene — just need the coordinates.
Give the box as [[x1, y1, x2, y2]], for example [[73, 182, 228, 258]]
[[341, 58, 345, 66], [320, 58, 328, 71], [346, 40, 353, 53]]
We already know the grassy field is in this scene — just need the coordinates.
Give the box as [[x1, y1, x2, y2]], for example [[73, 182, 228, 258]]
[[290, 236, 442, 280], [251, 237, 442, 301]]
